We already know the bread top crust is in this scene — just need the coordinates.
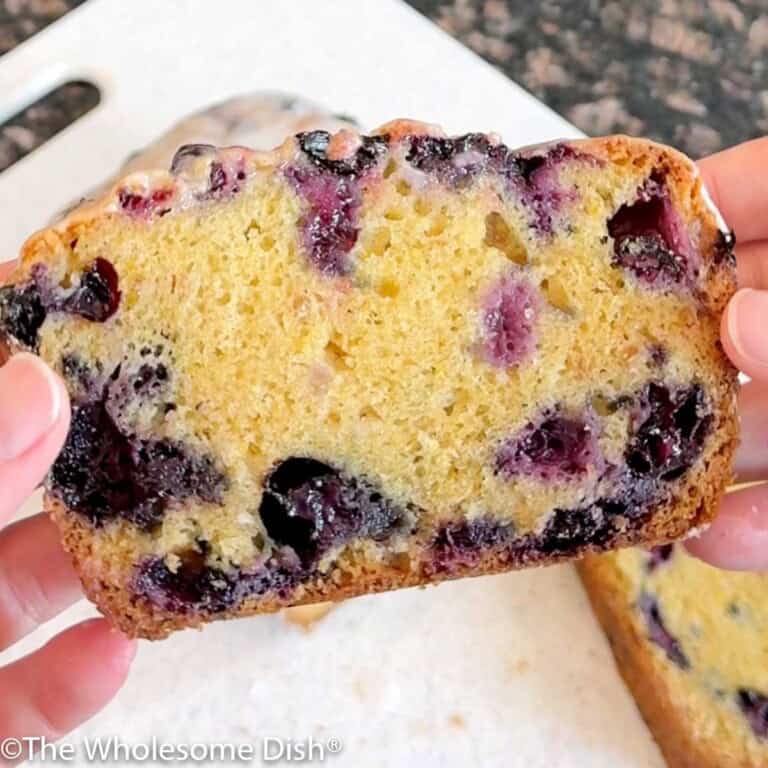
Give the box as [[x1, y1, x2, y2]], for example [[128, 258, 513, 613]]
[[15, 123, 731, 288]]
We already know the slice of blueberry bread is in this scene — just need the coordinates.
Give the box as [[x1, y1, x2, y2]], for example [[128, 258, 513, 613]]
[[580, 547, 768, 767], [0, 121, 738, 639]]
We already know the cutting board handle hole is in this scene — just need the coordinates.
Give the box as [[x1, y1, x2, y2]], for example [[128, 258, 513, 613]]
[[0, 80, 100, 173]]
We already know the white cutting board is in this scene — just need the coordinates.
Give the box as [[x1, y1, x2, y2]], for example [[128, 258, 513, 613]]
[[0, 1, 664, 766]]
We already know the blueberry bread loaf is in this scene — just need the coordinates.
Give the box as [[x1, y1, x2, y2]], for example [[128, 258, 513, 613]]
[[580, 547, 767, 767], [0, 120, 738, 639], [60, 92, 355, 215]]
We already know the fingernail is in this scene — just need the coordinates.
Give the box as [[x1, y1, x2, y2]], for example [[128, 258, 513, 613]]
[[728, 288, 768, 367], [0, 353, 62, 461]]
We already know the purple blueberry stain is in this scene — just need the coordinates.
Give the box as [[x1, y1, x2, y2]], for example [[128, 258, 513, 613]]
[[50, 360, 226, 530], [496, 408, 601, 482], [405, 134, 597, 234], [480, 275, 540, 368], [608, 173, 697, 289], [0, 259, 121, 351], [738, 689, 768, 740], [259, 457, 406, 567], [285, 130, 389, 276], [646, 544, 675, 572], [638, 592, 690, 669]]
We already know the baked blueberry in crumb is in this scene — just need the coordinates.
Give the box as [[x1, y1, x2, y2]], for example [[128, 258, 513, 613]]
[[737, 689, 768, 740], [132, 554, 302, 614], [285, 132, 388, 276], [50, 362, 226, 529], [259, 457, 406, 566], [639, 592, 690, 669], [647, 544, 675, 571], [64, 258, 121, 322], [608, 173, 695, 288], [626, 383, 711, 483], [480, 276, 540, 367], [0, 271, 47, 349], [496, 409, 601, 481], [429, 518, 516, 572], [0, 260, 121, 350], [536, 503, 615, 553]]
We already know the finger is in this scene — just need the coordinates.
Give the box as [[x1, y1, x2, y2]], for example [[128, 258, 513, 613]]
[[0, 355, 70, 523], [0, 514, 82, 651], [698, 137, 768, 244], [0, 259, 17, 284], [0, 620, 136, 755], [733, 379, 768, 483], [685, 483, 768, 571], [720, 288, 768, 383], [736, 240, 768, 289]]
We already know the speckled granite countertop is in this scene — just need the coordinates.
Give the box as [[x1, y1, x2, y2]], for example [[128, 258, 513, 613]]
[[0, 0, 765, 169], [408, 0, 767, 156]]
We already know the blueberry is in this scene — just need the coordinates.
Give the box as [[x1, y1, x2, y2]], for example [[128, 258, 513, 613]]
[[131, 554, 302, 614], [428, 518, 516, 573], [626, 383, 711, 482], [480, 276, 540, 368], [296, 131, 389, 176], [737, 689, 768, 740], [259, 457, 405, 566], [118, 187, 173, 218], [64, 258, 121, 322], [638, 592, 689, 669], [608, 173, 695, 288], [536, 503, 613, 554], [647, 544, 675, 572], [0, 278, 47, 350], [496, 409, 601, 481]]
